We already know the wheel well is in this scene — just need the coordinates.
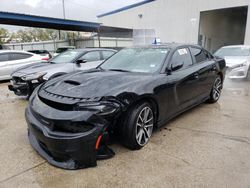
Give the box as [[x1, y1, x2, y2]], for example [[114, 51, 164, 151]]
[[129, 97, 159, 125], [218, 72, 223, 81]]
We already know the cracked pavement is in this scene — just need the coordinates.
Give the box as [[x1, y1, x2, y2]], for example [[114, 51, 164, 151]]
[[0, 77, 250, 188]]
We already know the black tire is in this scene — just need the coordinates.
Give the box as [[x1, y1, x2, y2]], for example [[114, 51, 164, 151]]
[[246, 67, 250, 81], [207, 75, 222, 103], [120, 101, 154, 150]]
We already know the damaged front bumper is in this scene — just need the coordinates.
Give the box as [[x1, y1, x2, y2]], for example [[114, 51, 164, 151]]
[[8, 77, 42, 96], [25, 93, 119, 169]]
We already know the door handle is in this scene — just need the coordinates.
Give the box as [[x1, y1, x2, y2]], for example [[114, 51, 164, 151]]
[[193, 72, 199, 79]]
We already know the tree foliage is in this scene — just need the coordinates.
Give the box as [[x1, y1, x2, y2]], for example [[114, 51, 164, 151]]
[[0, 28, 9, 44]]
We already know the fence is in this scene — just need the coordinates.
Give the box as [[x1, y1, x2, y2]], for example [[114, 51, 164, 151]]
[[5, 37, 133, 53]]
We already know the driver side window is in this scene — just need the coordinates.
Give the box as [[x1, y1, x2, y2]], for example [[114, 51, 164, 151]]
[[79, 51, 101, 62], [170, 48, 193, 71]]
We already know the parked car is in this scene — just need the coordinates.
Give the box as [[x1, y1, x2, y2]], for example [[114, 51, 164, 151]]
[[8, 48, 116, 97], [0, 50, 45, 81], [53, 46, 75, 56], [214, 45, 250, 79], [28, 50, 52, 61], [25, 43, 226, 169]]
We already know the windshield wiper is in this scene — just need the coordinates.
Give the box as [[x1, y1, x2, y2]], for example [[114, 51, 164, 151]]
[[107, 69, 131, 72]]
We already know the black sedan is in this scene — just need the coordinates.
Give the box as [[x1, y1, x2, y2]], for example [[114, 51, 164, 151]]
[[26, 43, 226, 169]]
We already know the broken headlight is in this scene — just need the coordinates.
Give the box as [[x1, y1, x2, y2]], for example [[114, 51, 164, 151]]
[[21, 72, 47, 81], [76, 101, 120, 115]]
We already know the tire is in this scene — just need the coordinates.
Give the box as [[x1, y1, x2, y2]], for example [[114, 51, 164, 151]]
[[246, 67, 250, 81], [120, 101, 154, 150], [207, 75, 222, 103]]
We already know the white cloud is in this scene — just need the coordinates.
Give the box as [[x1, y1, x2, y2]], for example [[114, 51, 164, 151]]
[[23, 0, 41, 8]]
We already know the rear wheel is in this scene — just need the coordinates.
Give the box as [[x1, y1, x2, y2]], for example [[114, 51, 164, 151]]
[[208, 76, 222, 103], [120, 102, 154, 150]]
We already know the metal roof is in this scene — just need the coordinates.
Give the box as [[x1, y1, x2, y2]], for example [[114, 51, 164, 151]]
[[97, 0, 156, 18], [0, 11, 100, 32]]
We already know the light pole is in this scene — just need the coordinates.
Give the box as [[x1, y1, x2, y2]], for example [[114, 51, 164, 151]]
[[62, 0, 66, 19], [59, 0, 66, 40]]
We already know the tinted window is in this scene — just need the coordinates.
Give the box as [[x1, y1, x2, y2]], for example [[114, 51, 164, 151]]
[[0, 54, 9, 62], [80, 51, 101, 62], [50, 50, 82, 64], [102, 51, 115, 60], [10, 53, 32, 61], [171, 48, 193, 70], [190, 47, 208, 63]]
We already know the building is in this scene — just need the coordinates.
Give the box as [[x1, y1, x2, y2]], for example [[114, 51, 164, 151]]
[[98, 0, 250, 52]]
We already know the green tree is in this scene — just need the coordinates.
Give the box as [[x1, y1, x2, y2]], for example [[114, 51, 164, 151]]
[[0, 28, 9, 44]]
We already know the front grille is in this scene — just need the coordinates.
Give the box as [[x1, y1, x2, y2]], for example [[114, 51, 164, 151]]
[[53, 122, 94, 133], [31, 108, 94, 133], [38, 89, 99, 111]]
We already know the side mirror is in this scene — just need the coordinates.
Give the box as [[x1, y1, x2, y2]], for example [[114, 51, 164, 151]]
[[171, 61, 184, 71], [76, 59, 87, 64]]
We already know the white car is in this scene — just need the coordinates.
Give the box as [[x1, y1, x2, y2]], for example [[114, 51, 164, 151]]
[[214, 45, 250, 79], [0, 50, 44, 81]]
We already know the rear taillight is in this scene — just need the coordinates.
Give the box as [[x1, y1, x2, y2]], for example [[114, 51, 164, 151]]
[[41, 57, 49, 61]]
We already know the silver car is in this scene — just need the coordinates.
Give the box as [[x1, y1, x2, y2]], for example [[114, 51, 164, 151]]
[[214, 45, 250, 79], [8, 48, 116, 97], [0, 50, 44, 81]]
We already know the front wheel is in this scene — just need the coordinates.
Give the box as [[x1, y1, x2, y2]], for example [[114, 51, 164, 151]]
[[208, 76, 222, 103], [120, 102, 154, 150]]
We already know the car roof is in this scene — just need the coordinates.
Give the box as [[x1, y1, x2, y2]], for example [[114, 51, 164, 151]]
[[69, 48, 117, 53], [131, 43, 202, 49], [220, 45, 250, 48], [0, 50, 34, 54]]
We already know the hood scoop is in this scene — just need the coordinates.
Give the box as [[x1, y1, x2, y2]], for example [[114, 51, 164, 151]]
[[64, 80, 81, 86]]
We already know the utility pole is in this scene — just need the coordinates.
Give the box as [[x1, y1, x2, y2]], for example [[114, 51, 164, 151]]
[[62, 0, 66, 19], [59, 0, 66, 40]]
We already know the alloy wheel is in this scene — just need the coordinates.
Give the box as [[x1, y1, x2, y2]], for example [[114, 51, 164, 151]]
[[213, 77, 222, 101], [135, 106, 154, 146]]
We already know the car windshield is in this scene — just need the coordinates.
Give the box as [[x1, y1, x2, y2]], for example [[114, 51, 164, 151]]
[[49, 50, 82, 63], [100, 48, 169, 73], [214, 47, 250, 57]]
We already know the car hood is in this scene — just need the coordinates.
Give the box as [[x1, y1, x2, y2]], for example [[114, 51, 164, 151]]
[[41, 69, 156, 99], [13, 62, 66, 76], [224, 56, 249, 68]]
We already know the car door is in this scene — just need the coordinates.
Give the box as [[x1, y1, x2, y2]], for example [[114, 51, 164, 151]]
[[0, 53, 11, 80], [165, 47, 199, 116], [74, 51, 102, 71], [189, 47, 216, 98]]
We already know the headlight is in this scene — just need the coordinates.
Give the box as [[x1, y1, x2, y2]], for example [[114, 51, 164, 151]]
[[22, 72, 47, 81], [76, 101, 120, 115], [238, 61, 248, 67]]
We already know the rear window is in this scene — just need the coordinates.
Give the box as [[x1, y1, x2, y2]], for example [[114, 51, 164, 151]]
[[190, 47, 208, 63], [9, 53, 32, 61]]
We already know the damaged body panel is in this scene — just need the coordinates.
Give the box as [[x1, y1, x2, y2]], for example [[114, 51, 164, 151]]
[[26, 44, 226, 169]]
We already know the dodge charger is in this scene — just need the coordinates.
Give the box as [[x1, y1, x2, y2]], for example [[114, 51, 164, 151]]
[[25, 43, 226, 169]]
